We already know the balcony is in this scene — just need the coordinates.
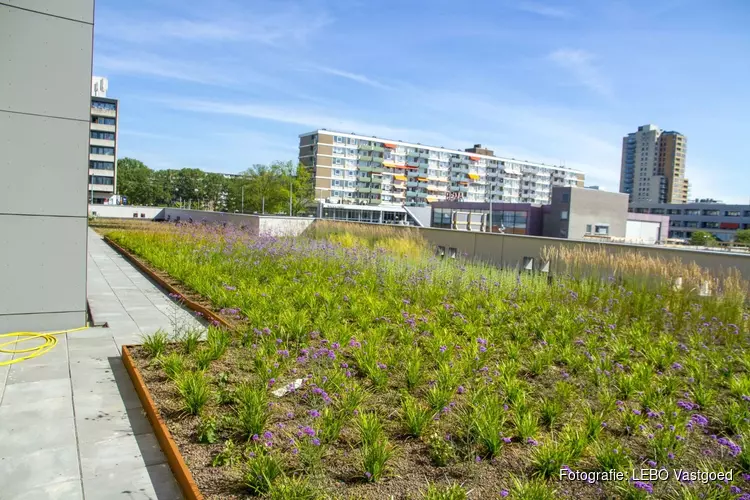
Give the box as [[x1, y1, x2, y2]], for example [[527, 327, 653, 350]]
[[359, 165, 373, 172], [359, 154, 373, 162], [371, 187, 383, 194], [359, 145, 375, 151], [406, 181, 418, 188], [91, 107, 116, 118], [370, 176, 383, 184], [406, 190, 418, 196], [371, 156, 384, 164], [372, 146, 384, 152], [356, 186, 372, 193], [357, 175, 371, 182]]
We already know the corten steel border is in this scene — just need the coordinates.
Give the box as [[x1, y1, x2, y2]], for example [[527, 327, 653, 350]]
[[103, 235, 232, 329], [122, 345, 204, 500]]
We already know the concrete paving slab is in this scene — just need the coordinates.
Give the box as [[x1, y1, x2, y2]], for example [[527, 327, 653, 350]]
[[0, 395, 74, 421], [0, 415, 76, 456], [79, 432, 166, 480], [75, 405, 151, 444], [83, 463, 181, 500], [6, 362, 71, 385], [0, 445, 81, 500], [2, 378, 72, 406], [12, 480, 83, 500]]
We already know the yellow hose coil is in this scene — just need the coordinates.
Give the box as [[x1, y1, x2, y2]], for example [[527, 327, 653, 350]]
[[0, 327, 89, 366]]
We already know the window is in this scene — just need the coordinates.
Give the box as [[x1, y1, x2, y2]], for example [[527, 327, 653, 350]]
[[585, 224, 592, 234], [91, 100, 116, 111], [595, 224, 610, 235], [89, 161, 114, 170], [335, 136, 344, 143], [89, 175, 113, 185], [561, 192, 570, 203], [560, 210, 568, 220], [333, 158, 343, 165], [725, 211, 741, 217], [90, 131, 115, 140], [90, 146, 114, 155], [702, 210, 721, 216], [92, 117, 115, 125], [685, 209, 701, 216]]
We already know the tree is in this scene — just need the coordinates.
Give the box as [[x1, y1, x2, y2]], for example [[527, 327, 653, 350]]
[[689, 231, 715, 246], [117, 158, 155, 205], [735, 229, 750, 244], [290, 163, 315, 215]]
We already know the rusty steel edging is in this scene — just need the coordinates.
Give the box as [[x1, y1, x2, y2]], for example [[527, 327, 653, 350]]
[[122, 345, 204, 500], [103, 235, 232, 329]]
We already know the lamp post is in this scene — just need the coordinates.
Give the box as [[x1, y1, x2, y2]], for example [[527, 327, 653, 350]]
[[289, 168, 293, 216], [241, 184, 245, 214]]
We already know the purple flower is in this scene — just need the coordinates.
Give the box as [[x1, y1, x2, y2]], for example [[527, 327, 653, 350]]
[[457, 385, 465, 394], [263, 431, 273, 440], [308, 409, 321, 418], [731, 486, 742, 494], [671, 362, 683, 370], [475, 456, 482, 463], [647, 460, 657, 467], [377, 362, 387, 370], [500, 490, 509, 497], [439, 345, 447, 353], [503, 437, 512, 443], [691, 414, 709, 426], [526, 438, 538, 446], [633, 481, 653, 493], [311, 438, 321, 446], [677, 400, 696, 411], [300, 426, 316, 437], [718, 437, 742, 456]]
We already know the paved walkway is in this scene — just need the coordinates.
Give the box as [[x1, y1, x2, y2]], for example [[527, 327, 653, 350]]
[[0, 229, 204, 499]]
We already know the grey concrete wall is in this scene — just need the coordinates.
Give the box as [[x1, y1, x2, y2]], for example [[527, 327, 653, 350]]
[[89, 205, 165, 219], [157, 208, 314, 237], [0, 0, 94, 333], [569, 187, 629, 239], [415, 227, 750, 280]]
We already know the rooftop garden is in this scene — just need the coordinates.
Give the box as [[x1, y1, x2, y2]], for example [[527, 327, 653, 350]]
[[106, 221, 750, 499]]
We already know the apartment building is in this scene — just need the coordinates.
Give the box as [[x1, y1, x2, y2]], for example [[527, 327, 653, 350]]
[[630, 201, 750, 242], [620, 124, 689, 204], [89, 77, 118, 204], [299, 130, 584, 207]]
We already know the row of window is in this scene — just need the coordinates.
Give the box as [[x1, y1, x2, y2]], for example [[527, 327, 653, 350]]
[[91, 131, 115, 140], [90, 146, 114, 155], [92, 116, 116, 125], [643, 208, 750, 217], [90, 161, 114, 170], [91, 101, 116, 111], [89, 175, 113, 185]]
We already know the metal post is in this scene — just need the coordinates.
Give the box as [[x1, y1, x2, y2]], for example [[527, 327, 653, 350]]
[[262, 196, 265, 214], [289, 171, 293, 216], [488, 175, 493, 233], [241, 185, 244, 213]]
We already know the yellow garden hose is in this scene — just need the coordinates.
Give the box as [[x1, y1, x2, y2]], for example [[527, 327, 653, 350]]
[[0, 326, 89, 366]]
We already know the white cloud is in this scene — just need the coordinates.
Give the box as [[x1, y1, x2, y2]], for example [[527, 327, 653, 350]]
[[549, 49, 613, 97], [97, 7, 331, 47], [96, 53, 236, 86], [517, 1, 572, 19], [315, 66, 393, 90]]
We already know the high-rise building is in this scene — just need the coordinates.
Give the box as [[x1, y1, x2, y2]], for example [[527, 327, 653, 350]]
[[299, 130, 584, 206], [619, 124, 689, 204], [89, 77, 118, 204]]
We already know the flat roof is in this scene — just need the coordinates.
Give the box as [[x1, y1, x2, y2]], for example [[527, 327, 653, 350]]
[[300, 129, 584, 174], [321, 202, 407, 213]]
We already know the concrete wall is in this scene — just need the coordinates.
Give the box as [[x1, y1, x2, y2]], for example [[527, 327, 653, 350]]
[[157, 208, 315, 237], [89, 205, 164, 219], [627, 213, 670, 242], [0, 0, 94, 333], [568, 187, 629, 239], [416, 227, 750, 280]]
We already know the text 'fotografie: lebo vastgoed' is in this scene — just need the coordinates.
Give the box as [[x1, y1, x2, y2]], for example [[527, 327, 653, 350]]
[[560, 468, 733, 484]]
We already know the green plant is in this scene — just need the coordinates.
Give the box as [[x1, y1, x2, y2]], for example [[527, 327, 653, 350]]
[[235, 383, 269, 439], [401, 395, 435, 438], [583, 407, 605, 442], [142, 329, 168, 358], [361, 436, 395, 482], [405, 354, 424, 391], [422, 482, 468, 500], [176, 371, 212, 415], [269, 475, 320, 500], [427, 431, 455, 467], [206, 326, 230, 360], [319, 407, 346, 444], [513, 405, 539, 441], [212, 439, 239, 467], [529, 439, 571, 479], [509, 475, 557, 500], [356, 412, 384, 446], [197, 416, 218, 444], [245, 449, 284, 495], [593, 440, 631, 471], [539, 397, 563, 429], [180, 328, 202, 354], [159, 352, 186, 380], [426, 384, 454, 412], [194, 347, 214, 370], [471, 392, 507, 457]]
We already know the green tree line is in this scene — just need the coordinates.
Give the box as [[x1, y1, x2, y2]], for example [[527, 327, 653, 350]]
[[115, 158, 315, 215]]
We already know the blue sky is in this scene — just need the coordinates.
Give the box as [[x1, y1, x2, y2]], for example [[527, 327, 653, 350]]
[[94, 0, 750, 203]]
